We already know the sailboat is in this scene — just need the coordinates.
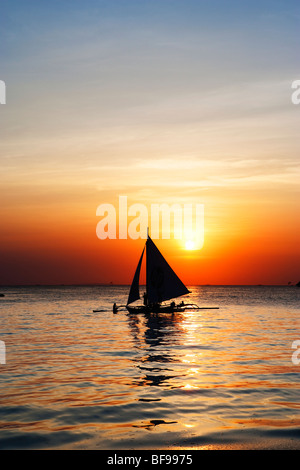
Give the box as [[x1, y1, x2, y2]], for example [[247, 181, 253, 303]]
[[92, 231, 219, 314], [123, 233, 191, 314]]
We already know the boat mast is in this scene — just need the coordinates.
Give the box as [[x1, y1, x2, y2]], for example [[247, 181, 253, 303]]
[[145, 227, 149, 305]]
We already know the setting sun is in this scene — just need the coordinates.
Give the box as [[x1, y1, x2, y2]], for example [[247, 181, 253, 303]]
[[185, 240, 196, 250]]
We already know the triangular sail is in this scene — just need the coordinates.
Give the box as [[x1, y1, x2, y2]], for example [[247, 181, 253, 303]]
[[146, 236, 190, 304], [127, 247, 145, 305]]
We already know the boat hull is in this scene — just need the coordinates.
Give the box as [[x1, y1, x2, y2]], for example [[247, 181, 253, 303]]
[[126, 304, 185, 314]]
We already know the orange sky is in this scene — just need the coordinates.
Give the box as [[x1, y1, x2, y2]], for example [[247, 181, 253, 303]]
[[0, 183, 299, 285], [1, 2, 299, 285]]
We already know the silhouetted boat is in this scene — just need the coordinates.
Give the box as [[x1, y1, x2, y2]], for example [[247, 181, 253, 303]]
[[105, 232, 217, 314], [93, 233, 219, 314], [124, 233, 190, 314]]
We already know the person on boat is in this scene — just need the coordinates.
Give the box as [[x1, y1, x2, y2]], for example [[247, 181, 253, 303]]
[[170, 301, 175, 311], [113, 303, 118, 314], [143, 292, 148, 306], [151, 302, 160, 312]]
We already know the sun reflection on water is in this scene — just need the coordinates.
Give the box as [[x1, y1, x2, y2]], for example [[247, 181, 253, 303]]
[[1, 285, 300, 449]]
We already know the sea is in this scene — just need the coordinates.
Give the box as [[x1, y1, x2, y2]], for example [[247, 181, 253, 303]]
[[0, 285, 299, 450]]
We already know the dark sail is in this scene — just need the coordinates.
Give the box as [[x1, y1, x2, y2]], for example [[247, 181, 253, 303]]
[[146, 236, 190, 304], [127, 247, 145, 305]]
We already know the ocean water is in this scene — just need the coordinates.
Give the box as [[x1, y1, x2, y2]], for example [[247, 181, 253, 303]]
[[0, 285, 299, 450]]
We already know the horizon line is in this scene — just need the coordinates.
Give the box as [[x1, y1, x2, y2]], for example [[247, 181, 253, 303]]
[[0, 283, 297, 288]]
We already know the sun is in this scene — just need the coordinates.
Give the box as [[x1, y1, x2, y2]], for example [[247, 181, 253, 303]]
[[185, 240, 195, 250]]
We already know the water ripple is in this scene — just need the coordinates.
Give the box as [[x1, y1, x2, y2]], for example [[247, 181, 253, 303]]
[[0, 285, 299, 449]]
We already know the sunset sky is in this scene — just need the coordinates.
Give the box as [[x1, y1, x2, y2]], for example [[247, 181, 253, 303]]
[[1, 0, 299, 285]]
